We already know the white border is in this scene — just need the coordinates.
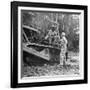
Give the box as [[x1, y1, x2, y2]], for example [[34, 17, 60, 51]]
[[18, 7, 84, 83]]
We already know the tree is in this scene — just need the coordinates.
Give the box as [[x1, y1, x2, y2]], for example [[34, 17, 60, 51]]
[[22, 11, 80, 52]]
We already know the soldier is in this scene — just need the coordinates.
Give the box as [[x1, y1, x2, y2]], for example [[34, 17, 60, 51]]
[[53, 31, 60, 46], [60, 32, 68, 65], [45, 29, 53, 44], [45, 25, 56, 44]]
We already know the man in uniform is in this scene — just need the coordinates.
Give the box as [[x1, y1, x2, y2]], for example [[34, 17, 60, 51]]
[[45, 25, 56, 44], [53, 31, 60, 46], [60, 32, 68, 65], [45, 29, 53, 44]]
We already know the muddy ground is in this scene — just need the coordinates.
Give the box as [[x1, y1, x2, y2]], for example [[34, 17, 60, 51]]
[[22, 52, 79, 77]]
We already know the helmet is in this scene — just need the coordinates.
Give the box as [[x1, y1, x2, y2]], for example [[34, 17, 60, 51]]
[[61, 32, 66, 36]]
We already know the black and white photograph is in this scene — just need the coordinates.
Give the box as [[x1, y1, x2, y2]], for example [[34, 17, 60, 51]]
[[22, 10, 80, 77], [11, 1, 87, 88]]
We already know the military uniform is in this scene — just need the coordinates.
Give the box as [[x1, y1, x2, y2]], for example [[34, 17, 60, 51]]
[[45, 29, 54, 44], [53, 32, 60, 45], [60, 33, 68, 65]]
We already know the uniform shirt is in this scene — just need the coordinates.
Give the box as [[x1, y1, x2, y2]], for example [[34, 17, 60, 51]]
[[45, 29, 53, 39], [60, 36, 68, 53]]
